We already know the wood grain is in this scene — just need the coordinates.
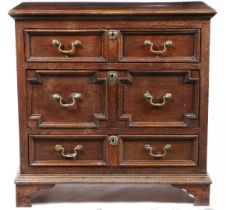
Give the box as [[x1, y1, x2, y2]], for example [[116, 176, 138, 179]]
[[9, 2, 216, 20], [10, 1, 216, 207]]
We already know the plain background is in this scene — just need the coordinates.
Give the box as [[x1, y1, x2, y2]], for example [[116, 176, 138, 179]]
[[0, 0, 225, 209]]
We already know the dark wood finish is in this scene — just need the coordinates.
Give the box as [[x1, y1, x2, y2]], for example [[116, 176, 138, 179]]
[[172, 184, 210, 206], [119, 135, 198, 167], [9, 2, 216, 207], [15, 174, 211, 207], [119, 29, 200, 63], [9, 2, 216, 20], [15, 173, 211, 184], [118, 70, 199, 128], [16, 184, 54, 207], [25, 29, 107, 62], [29, 135, 108, 166], [27, 70, 107, 129]]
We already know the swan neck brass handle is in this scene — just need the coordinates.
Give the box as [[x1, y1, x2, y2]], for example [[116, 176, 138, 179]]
[[144, 40, 173, 55], [52, 39, 81, 56], [144, 91, 172, 107], [144, 144, 172, 158], [55, 144, 83, 160], [52, 92, 82, 108]]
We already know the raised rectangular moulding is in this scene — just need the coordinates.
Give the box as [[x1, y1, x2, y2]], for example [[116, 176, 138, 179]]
[[29, 135, 108, 166], [119, 135, 198, 167], [24, 29, 107, 62], [119, 70, 200, 128], [119, 29, 200, 63], [27, 70, 107, 129]]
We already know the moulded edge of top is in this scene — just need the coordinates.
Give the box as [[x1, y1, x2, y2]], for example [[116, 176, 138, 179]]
[[8, 2, 217, 20]]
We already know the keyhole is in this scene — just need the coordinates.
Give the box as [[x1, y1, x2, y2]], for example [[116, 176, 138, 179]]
[[108, 71, 118, 80], [108, 30, 118, 40], [109, 136, 119, 146]]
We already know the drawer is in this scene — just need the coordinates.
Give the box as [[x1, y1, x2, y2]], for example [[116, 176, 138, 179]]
[[119, 70, 199, 128], [119, 135, 198, 167], [25, 29, 107, 62], [119, 29, 200, 62], [29, 135, 108, 166], [27, 70, 107, 129]]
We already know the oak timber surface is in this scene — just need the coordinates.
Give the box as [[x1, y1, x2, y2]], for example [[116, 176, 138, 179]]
[[10, 1, 216, 206], [9, 2, 216, 18]]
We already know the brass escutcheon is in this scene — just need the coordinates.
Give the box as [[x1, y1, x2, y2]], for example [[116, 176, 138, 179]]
[[108, 30, 118, 40], [108, 71, 118, 80], [108, 136, 119, 146]]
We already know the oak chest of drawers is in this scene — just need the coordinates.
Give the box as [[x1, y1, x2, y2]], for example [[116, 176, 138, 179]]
[[9, 2, 216, 207]]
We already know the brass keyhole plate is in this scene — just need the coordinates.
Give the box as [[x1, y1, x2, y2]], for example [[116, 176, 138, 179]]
[[108, 71, 118, 80], [108, 30, 118, 40], [108, 136, 119, 146]]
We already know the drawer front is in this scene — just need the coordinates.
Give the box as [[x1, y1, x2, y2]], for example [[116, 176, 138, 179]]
[[25, 29, 107, 62], [119, 71, 199, 128], [29, 135, 108, 166], [119, 29, 200, 62], [27, 70, 107, 129], [119, 135, 198, 167]]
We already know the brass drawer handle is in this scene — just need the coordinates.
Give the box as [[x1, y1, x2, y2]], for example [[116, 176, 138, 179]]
[[52, 92, 82, 108], [52, 39, 81, 56], [144, 144, 172, 158], [55, 144, 83, 160], [144, 40, 173, 56], [144, 91, 172, 107]]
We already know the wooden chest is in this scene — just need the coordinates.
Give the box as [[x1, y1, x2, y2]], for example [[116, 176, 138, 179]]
[[9, 2, 216, 207]]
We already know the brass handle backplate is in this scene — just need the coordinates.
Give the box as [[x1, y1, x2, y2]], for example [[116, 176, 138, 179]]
[[52, 92, 82, 108], [52, 39, 81, 56], [55, 144, 83, 160], [144, 91, 172, 107], [144, 40, 173, 56], [144, 144, 172, 158]]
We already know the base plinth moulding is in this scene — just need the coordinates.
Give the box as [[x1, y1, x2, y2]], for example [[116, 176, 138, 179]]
[[15, 173, 211, 207]]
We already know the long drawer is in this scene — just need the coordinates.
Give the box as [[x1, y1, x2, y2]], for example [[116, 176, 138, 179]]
[[28, 134, 198, 168], [27, 69, 199, 129], [24, 28, 200, 63]]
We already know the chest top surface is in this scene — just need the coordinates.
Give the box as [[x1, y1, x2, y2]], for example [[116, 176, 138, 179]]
[[9, 1, 216, 20]]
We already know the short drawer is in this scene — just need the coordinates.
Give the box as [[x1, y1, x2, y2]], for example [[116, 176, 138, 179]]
[[119, 29, 200, 62], [119, 135, 198, 167], [25, 29, 107, 62], [29, 135, 108, 166], [119, 70, 199, 128]]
